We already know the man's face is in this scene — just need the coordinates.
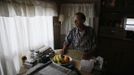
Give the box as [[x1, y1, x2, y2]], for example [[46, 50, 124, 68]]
[[74, 15, 84, 28]]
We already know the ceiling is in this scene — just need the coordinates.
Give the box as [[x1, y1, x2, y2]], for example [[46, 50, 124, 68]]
[[1, 0, 95, 4], [52, 0, 94, 4]]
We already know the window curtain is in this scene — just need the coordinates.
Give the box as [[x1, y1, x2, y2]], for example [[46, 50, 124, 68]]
[[0, 0, 57, 75], [59, 4, 94, 35]]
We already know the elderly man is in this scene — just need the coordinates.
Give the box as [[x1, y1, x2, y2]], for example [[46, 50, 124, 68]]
[[61, 12, 96, 60]]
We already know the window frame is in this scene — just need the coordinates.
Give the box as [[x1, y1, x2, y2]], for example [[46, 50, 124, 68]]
[[124, 18, 134, 31]]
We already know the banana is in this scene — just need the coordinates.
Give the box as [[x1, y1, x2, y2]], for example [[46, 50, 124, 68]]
[[58, 55, 63, 62], [55, 55, 61, 64], [53, 55, 57, 63], [53, 54, 67, 64]]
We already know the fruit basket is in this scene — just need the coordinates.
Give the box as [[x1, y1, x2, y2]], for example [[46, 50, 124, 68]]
[[51, 54, 72, 65]]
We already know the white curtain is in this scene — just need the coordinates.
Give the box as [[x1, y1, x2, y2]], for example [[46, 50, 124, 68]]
[[59, 4, 94, 35], [0, 0, 57, 75]]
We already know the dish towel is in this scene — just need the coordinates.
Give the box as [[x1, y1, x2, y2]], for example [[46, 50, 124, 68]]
[[80, 59, 95, 73]]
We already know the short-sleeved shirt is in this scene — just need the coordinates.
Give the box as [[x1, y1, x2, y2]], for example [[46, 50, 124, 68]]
[[64, 26, 96, 52]]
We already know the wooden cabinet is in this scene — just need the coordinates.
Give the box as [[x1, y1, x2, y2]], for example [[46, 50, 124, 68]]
[[96, 36, 134, 75], [99, 0, 125, 39], [124, 0, 134, 16], [97, 0, 134, 74]]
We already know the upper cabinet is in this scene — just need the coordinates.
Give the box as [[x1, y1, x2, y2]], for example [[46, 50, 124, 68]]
[[124, 0, 134, 16], [99, 0, 126, 39], [101, 0, 125, 12]]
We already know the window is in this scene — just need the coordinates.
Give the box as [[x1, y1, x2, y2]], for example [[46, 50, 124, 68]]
[[125, 18, 134, 31]]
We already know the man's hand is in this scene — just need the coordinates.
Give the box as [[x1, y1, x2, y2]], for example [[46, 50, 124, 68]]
[[61, 43, 70, 55], [60, 49, 65, 55], [60, 49, 68, 55]]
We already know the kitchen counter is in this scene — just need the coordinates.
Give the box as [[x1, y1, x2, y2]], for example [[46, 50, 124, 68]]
[[23, 49, 94, 75]]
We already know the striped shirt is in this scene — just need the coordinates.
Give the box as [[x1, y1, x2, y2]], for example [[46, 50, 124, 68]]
[[64, 26, 96, 52]]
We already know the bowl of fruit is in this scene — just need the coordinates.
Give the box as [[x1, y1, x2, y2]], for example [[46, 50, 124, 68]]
[[52, 54, 72, 65]]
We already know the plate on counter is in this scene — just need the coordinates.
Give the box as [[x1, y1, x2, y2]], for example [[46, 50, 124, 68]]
[[51, 54, 72, 66]]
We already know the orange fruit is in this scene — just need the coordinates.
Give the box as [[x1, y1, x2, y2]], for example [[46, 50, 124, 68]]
[[64, 56, 70, 63]]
